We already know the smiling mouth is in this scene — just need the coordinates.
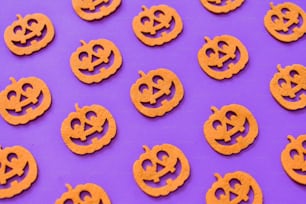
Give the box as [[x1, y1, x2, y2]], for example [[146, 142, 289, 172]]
[[7, 93, 43, 116], [0, 162, 29, 189], [141, 84, 175, 109], [142, 18, 175, 39], [12, 26, 48, 47]]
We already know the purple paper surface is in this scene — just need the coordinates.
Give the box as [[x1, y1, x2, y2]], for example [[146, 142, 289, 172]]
[[0, 0, 306, 203]]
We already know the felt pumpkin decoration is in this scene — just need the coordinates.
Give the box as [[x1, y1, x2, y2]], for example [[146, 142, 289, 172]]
[[270, 64, 306, 111], [132, 5, 183, 46], [61, 104, 116, 155], [203, 104, 258, 155], [72, 0, 121, 21], [200, 0, 245, 14], [264, 2, 306, 43], [206, 171, 263, 203], [0, 145, 38, 199], [70, 39, 122, 84], [4, 13, 55, 56], [133, 144, 190, 197], [130, 68, 184, 117], [55, 183, 111, 204], [198, 35, 248, 80], [0, 77, 52, 125], [281, 134, 306, 185]]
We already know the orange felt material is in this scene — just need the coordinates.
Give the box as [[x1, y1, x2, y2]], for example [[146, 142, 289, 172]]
[[270, 64, 306, 110], [206, 171, 263, 204], [203, 104, 258, 155], [72, 0, 121, 21], [130, 68, 184, 117], [132, 5, 183, 46], [0, 77, 52, 125], [281, 134, 306, 185], [0, 145, 38, 199], [70, 39, 122, 84], [4, 13, 55, 56], [264, 2, 306, 43], [198, 35, 249, 80], [55, 183, 111, 204], [61, 104, 116, 155], [200, 0, 245, 14], [133, 144, 190, 197]]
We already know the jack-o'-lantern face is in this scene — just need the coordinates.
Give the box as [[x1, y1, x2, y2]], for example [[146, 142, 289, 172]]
[[203, 104, 258, 155], [130, 68, 184, 117], [71, 0, 121, 21], [55, 183, 111, 204], [133, 144, 190, 197], [281, 134, 306, 185], [270, 64, 306, 111], [132, 5, 183, 46], [0, 145, 38, 199], [70, 39, 122, 84], [0, 77, 52, 125], [4, 13, 55, 55], [264, 2, 306, 42], [198, 35, 249, 80], [61, 104, 116, 155], [206, 171, 263, 204], [200, 0, 245, 14]]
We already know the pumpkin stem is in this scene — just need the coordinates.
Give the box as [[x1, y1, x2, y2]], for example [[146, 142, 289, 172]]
[[269, 2, 274, 9], [138, 71, 146, 77], [80, 40, 86, 46], [204, 36, 211, 43], [141, 5, 148, 11], [211, 106, 218, 113], [214, 173, 222, 180], [277, 64, 283, 72], [65, 184, 73, 191], [142, 145, 150, 152], [75, 103, 80, 111], [9, 77, 17, 84], [287, 135, 295, 142], [16, 14, 22, 20]]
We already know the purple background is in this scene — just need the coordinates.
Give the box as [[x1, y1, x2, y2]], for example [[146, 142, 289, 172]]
[[0, 0, 306, 203]]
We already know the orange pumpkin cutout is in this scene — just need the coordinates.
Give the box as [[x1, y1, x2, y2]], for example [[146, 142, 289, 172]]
[[55, 183, 111, 204], [70, 39, 122, 84], [132, 5, 183, 46], [200, 0, 245, 14], [0, 145, 38, 199], [72, 0, 121, 21], [206, 171, 263, 204], [198, 35, 248, 80], [133, 144, 190, 197], [281, 134, 306, 185], [130, 68, 184, 117], [4, 13, 55, 56], [61, 104, 116, 155], [0, 77, 52, 125], [264, 2, 306, 43], [270, 64, 306, 111], [203, 104, 258, 155]]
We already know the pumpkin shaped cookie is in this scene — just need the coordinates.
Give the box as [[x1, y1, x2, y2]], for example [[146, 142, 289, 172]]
[[198, 35, 248, 80], [0, 145, 38, 199], [132, 5, 183, 46], [72, 0, 121, 21], [130, 68, 184, 117], [4, 13, 55, 55], [70, 39, 122, 84], [270, 64, 306, 110], [281, 134, 306, 185], [61, 104, 116, 155], [203, 104, 258, 155], [264, 2, 306, 43], [133, 144, 190, 197], [55, 183, 111, 204], [0, 77, 52, 125], [206, 171, 263, 204], [200, 0, 245, 14]]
